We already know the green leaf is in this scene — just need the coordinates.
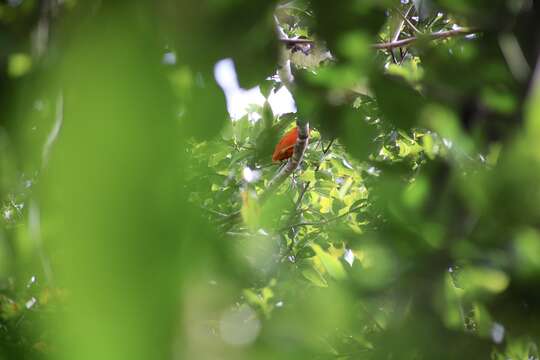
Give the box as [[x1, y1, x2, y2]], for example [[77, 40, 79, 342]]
[[460, 267, 510, 295], [312, 244, 346, 280]]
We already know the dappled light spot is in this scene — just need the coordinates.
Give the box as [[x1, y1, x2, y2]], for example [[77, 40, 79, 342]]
[[162, 51, 177, 65], [343, 248, 355, 267], [25, 297, 37, 309], [491, 323, 505, 344]]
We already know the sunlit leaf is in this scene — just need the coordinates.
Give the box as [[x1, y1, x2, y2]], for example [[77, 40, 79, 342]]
[[312, 244, 346, 280]]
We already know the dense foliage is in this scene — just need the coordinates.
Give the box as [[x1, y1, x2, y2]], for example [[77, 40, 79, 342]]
[[1, 0, 540, 359]]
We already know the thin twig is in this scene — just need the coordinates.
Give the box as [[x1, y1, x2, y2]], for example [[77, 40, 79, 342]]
[[394, 5, 421, 34], [293, 138, 334, 211], [294, 182, 311, 210], [399, 48, 410, 65], [390, 49, 399, 64], [282, 204, 364, 231], [200, 206, 228, 218], [390, 4, 411, 44]]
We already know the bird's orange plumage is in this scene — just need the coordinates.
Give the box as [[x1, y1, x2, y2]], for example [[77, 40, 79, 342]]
[[272, 127, 299, 162]]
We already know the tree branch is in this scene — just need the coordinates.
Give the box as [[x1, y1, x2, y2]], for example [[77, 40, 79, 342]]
[[293, 138, 334, 211], [280, 38, 315, 45], [373, 27, 478, 50], [260, 121, 310, 202], [219, 121, 310, 229], [279, 28, 478, 51]]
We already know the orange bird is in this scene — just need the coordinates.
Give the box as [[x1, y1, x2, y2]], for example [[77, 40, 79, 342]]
[[272, 127, 301, 162]]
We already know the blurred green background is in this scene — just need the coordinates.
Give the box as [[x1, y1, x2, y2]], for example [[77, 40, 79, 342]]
[[1, 0, 540, 359]]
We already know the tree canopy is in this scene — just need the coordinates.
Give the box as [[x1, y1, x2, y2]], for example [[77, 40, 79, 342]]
[[1, 0, 540, 359]]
